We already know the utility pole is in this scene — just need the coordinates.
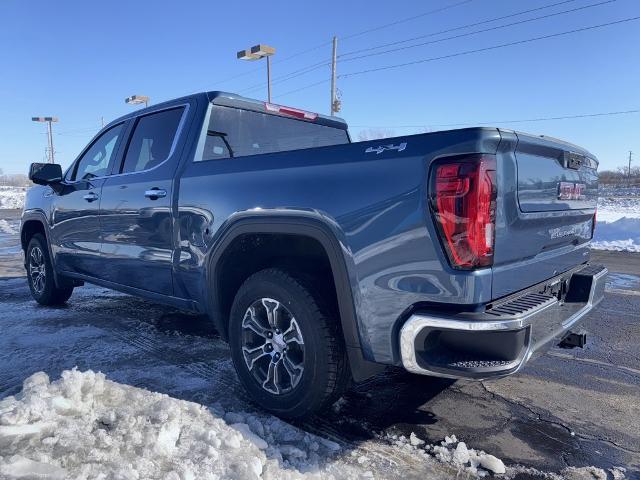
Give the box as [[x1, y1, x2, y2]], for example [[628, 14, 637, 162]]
[[31, 117, 59, 164], [330, 36, 338, 116], [629, 151, 633, 184]]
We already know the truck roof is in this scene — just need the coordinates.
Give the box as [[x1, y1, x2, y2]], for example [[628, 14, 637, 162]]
[[109, 91, 348, 130]]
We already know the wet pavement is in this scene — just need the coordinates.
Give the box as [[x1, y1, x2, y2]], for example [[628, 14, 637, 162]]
[[1, 208, 638, 478], [0, 209, 22, 278]]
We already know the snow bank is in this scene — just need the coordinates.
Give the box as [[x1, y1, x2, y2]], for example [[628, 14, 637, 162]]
[[0, 186, 26, 210], [592, 215, 640, 252], [592, 212, 640, 253], [0, 219, 18, 235], [592, 193, 640, 252], [0, 369, 360, 480]]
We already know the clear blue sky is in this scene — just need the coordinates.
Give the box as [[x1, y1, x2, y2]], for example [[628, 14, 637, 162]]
[[1, 0, 638, 174]]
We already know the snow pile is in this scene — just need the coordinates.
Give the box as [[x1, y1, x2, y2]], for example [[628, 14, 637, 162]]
[[592, 192, 640, 252], [0, 219, 18, 235], [0, 186, 27, 210], [385, 433, 505, 477], [562, 466, 627, 480], [0, 369, 357, 480]]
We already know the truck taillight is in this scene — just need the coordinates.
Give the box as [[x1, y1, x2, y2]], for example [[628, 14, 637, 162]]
[[429, 155, 497, 269]]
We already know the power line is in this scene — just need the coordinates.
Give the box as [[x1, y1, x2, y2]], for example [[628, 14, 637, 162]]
[[241, 3, 626, 99], [236, 1, 479, 94], [339, 16, 640, 79], [193, 0, 477, 95], [264, 13, 639, 100], [239, 60, 329, 94], [55, 126, 101, 136], [274, 79, 330, 99], [341, 0, 476, 41], [338, 0, 616, 64], [350, 109, 640, 129], [179, 41, 335, 96], [272, 40, 334, 64], [338, 0, 581, 58]]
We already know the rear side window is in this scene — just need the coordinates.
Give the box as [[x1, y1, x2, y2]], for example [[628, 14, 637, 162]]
[[197, 105, 349, 161], [121, 107, 184, 173]]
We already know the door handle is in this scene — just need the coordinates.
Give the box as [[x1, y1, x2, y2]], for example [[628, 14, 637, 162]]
[[144, 188, 167, 199], [83, 192, 99, 202]]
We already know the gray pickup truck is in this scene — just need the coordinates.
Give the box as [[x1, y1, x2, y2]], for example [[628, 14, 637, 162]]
[[22, 91, 606, 418]]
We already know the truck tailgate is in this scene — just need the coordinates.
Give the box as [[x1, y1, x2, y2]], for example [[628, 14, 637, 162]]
[[492, 131, 598, 299]]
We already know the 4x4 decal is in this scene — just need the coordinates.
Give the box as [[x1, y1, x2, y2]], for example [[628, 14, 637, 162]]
[[365, 142, 407, 155]]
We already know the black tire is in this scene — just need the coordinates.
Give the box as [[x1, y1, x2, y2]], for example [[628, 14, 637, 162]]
[[26, 234, 74, 306], [229, 268, 350, 419]]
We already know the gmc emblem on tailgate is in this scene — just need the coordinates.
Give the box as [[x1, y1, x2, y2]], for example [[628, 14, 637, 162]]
[[558, 181, 586, 201]]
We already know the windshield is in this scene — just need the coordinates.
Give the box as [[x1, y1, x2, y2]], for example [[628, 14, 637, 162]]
[[198, 105, 349, 161]]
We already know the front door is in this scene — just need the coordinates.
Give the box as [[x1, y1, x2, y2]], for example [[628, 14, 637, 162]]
[[50, 123, 125, 276], [99, 106, 187, 295]]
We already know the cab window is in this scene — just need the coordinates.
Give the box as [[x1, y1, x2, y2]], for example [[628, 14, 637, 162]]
[[71, 123, 124, 181], [121, 107, 184, 173], [197, 105, 349, 161]]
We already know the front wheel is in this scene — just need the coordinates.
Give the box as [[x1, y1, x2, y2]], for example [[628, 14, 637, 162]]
[[26, 234, 73, 306], [229, 268, 350, 419]]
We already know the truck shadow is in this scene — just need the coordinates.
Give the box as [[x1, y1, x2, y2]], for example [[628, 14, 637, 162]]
[[114, 295, 453, 432], [0, 281, 483, 476], [125, 302, 456, 446]]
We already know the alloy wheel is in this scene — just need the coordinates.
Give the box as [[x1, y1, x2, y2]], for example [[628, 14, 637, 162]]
[[29, 246, 46, 295], [241, 298, 305, 395]]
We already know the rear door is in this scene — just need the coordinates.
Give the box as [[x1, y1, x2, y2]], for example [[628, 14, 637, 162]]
[[492, 131, 598, 299], [99, 104, 190, 295]]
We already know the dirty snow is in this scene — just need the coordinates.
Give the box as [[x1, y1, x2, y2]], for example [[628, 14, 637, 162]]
[[592, 188, 640, 252], [0, 219, 18, 235], [0, 369, 369, 480], [4, 368, 571, 480], [384, 432, 507, 476], [0, 186, 26, 210]]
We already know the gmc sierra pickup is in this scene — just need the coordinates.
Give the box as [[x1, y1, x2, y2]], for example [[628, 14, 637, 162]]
[[22, 91, 606, 418]]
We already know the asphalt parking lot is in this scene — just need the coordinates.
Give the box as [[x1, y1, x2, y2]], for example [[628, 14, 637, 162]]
[[1, 208, 638, 478]]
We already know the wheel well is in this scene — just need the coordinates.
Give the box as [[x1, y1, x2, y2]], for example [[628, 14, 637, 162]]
[[21, 220, 46, 252], [214, 233, 339, 340]]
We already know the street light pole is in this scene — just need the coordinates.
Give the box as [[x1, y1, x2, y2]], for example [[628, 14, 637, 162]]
[[237, 44, 276, 102], [31, 116, 59, 164], [47, 121, 54, 163], [266, 54, 272, 103]]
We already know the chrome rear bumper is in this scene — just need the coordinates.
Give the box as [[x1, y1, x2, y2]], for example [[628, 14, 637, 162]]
[[399, 264, 607, 379]]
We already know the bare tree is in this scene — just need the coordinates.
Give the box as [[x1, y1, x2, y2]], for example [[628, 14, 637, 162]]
[[599, 166, 640, 185], [0, 172, 30, 187]]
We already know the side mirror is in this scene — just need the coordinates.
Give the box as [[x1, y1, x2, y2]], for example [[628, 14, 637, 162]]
[[29, 163, 63, 186]]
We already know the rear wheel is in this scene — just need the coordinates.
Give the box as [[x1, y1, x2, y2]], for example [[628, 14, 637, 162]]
[[26, 234, 73, 306], [229, 268, 350, 418]]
